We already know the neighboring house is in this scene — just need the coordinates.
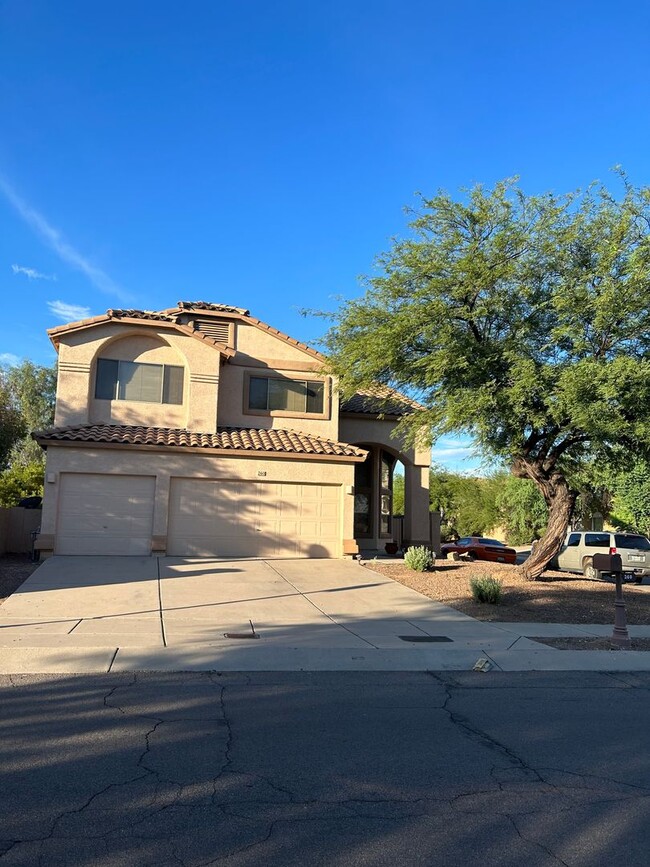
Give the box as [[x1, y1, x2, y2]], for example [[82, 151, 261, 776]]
[[33, 301, 431, 559]]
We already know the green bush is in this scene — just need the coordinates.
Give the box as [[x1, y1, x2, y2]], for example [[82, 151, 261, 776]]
[[0, 461, 44, 507], [469, 575, 503, 604], [404, 546, 434, 572]]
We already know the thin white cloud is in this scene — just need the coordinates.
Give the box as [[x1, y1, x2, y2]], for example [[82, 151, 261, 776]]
[[11, 263, 56, 281], [47, 300, 92, 323], [431, 446, 474, 459], [0, 177, 131, 302], [0, 353, 20, 367]]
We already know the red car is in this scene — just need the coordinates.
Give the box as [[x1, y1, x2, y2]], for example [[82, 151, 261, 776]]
[[440, 536, 517, 564]]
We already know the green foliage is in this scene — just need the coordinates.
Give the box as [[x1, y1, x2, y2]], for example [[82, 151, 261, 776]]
[[5, 361, 56, 430], [0, 361, 56, 472], [495, 474, 548, 545], [0, 370, 26, 470], [429, 467, 500, 539], [392, 472, 404, 514], [9, 437, 45, 469], [322, 176, 650, 576], [0, 461, 44, 507], [404, 545, 434, 571], [608, 457, 650, 536], [469, 575, 503, 604], [323, 176, 650, 475]]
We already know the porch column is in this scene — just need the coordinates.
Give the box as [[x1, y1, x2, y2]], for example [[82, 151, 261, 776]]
[[403, 464, 430, 547]]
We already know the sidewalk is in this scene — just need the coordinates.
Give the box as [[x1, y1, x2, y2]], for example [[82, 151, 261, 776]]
[[0, 556, 648, 674], [1, 617, 648, 675]]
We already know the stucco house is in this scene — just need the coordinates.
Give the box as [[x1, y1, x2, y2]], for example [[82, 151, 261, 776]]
[[34, 301, 432, 559]]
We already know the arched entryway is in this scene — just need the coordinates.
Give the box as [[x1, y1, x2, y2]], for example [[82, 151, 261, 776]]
[[353, 445, 403, 550]]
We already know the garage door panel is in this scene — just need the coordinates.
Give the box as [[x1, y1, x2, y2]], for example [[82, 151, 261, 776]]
[[57, 474, 155, 555], [167, 478, 340, 558]]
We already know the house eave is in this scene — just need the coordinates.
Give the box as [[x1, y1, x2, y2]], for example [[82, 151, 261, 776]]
[[34, 437, 368, 463]]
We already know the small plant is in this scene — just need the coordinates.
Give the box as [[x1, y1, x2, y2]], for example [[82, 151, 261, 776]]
[[404, 546, 434, 572], [469, 575, 503, 604]]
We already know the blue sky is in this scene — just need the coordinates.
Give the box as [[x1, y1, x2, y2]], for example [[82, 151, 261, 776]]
[[1, 1, 649, 471]]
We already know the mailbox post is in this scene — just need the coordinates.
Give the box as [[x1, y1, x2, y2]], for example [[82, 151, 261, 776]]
[[592, 553, 631, 650]]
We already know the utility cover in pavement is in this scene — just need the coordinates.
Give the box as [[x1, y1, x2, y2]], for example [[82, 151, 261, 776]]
[[398, 635, 453, 643]]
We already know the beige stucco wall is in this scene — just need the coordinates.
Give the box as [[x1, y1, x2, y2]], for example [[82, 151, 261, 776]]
[[338, 416, 430, 467], [55, 323, 221, 432], [215, 321, 338, 439], [38, 444, 357, 556], [53, 318, 340, 439], [234, 321, 322, 366], [217, 363, 338, 439]]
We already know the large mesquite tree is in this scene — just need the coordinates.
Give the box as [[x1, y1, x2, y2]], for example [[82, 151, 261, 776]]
[[322, 177, 650, 579]]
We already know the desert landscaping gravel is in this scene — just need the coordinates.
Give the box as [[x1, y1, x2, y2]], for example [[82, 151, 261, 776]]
[[533, 636, 650, 651], [0, 556, 38, 605], [365, 558, 650, 624]]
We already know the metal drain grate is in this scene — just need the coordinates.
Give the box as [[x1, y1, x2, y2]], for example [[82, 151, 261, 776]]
[[398, 635, 453, 643]]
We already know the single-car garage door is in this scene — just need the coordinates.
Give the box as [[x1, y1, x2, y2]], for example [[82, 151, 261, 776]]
[[56, 473, 155, 555], [167, 478, 341, 558]]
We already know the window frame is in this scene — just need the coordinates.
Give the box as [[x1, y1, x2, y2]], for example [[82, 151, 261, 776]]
[[243, 371, 330, 419], [94, 358, 185, 406]]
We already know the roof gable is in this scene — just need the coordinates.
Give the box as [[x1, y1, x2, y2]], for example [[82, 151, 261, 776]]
[[46, 300, 421, 417], [47, 300, 324, 361], [47, 306, 235, 357]]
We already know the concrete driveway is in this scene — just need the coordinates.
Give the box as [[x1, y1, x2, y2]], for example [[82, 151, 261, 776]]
[[0, 556, 539, 672], [2, 557, 650, 674]]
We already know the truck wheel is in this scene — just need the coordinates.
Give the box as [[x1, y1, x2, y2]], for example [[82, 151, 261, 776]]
[[583, 558, 602, 581]]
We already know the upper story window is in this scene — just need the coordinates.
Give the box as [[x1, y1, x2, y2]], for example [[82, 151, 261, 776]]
[[95, 358, 184, 405], [247, 375, 325, 416]]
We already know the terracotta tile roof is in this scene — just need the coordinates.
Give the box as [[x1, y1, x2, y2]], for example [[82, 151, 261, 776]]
[[176, 301, 250, 315], [107, 309, 177, 322], [34, 424, 368, 459], [341, 386, 425, 416], [48, 314, 112, 336]]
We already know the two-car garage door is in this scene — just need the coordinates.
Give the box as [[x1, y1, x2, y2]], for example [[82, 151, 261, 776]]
[[55, 474, 341, 558], [167, 478, 340, 558]]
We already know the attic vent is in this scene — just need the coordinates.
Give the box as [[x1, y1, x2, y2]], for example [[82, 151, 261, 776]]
[[194, 319, 232, 344]]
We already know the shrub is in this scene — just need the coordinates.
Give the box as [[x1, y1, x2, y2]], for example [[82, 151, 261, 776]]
[[404, 546, 434, 572], [0, 461, 44, 507], [469, 574, 503, 604]]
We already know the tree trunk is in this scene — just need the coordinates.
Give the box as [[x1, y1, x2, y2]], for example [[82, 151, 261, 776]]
[[513, 460, 577, 581]]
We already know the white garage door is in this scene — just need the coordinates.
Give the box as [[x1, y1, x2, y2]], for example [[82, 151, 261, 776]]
[[56, 474, 155, 555], [167, 479, 341, 558]]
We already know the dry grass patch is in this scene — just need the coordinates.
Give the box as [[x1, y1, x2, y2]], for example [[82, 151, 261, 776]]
[[364, 558, 650, 624]]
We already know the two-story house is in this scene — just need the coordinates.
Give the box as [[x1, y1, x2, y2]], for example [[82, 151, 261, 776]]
[[34, 301, 432, 559]]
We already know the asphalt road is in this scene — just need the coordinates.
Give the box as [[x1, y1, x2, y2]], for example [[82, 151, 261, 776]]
[[1, 671, 649, 866]]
